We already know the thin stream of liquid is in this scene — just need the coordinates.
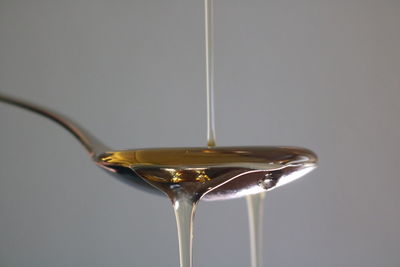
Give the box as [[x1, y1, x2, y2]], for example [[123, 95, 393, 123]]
[[171, 191, 197, 267], [173, 197, 197, 267], [246, 192, 266, 267], [205, 0, 215, 147], [173, 194, 198, 267]]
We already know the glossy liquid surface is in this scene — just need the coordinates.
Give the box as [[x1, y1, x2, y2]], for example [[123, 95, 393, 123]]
[[98, 146, 317, 201]]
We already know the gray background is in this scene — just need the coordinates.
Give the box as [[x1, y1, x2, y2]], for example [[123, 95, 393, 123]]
[[0, 0, 399, 266]]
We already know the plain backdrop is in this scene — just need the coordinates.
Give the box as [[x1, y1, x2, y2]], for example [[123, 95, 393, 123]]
[[0, 0, 399, 266]]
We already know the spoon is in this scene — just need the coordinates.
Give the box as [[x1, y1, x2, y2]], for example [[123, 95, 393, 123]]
[[0, 92, 317, 200]]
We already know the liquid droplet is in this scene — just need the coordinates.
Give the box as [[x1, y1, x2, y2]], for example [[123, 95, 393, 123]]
[[258, 173, 278, 190]]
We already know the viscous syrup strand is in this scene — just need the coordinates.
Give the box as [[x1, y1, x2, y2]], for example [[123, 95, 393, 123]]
[[247, 192, 266, 267], [205, 0, 215, 147], [174, 196, 197, 267]]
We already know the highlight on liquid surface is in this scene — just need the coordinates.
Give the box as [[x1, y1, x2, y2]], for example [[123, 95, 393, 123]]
[[97, 146, 317, 201]]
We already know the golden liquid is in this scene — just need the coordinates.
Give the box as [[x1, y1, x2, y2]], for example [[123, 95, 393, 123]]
[[97, 146, 317, 201]]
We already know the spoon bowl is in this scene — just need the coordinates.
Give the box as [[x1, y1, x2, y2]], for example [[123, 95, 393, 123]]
[[0, 93, 317, 201]]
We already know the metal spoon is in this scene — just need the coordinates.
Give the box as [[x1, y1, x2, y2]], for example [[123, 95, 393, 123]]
[[0, 93, 317, 200]]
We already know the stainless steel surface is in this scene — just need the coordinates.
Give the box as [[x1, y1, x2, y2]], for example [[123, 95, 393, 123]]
[[0, 94, 316, 201]]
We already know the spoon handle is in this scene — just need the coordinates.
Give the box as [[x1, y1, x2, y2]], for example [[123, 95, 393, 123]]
[[0, 92, 108, 157]]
